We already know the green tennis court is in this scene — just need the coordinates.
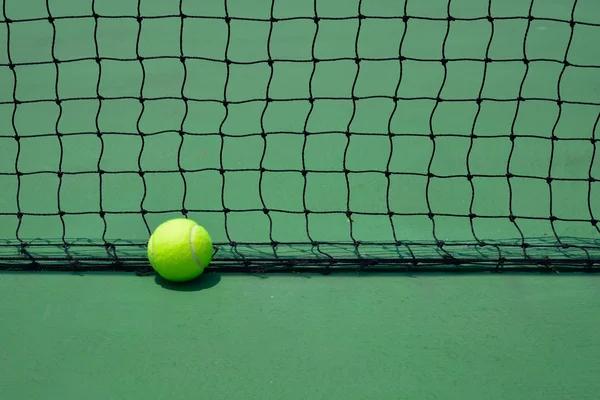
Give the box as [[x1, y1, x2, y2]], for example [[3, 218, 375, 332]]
[[1, 0, 600, 398]]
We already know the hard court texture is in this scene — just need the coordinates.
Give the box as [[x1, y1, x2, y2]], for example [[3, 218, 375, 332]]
[[1, 272, 600, 400]]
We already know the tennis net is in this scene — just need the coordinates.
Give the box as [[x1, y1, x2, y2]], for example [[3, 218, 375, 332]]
[[1, 0, 599, 272]]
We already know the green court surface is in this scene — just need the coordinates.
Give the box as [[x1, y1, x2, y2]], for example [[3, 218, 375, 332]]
[[1, 0, 600, 398], [1, 272, 600, 399]]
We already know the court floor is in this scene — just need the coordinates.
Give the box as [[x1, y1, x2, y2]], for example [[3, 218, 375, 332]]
[[1, 272, 600, 399]]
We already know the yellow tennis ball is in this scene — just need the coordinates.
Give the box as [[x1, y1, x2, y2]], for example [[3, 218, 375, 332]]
[[147, 218, 213, 282]]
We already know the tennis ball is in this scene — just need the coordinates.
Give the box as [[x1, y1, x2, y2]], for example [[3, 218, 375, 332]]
[[147, 218, 213, 282]]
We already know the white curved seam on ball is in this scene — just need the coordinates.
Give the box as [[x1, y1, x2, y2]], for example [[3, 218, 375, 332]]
[[190, 225, 202, 269]]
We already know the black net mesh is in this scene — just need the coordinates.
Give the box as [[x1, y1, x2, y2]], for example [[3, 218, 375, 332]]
[[1, 0, 599, 272]]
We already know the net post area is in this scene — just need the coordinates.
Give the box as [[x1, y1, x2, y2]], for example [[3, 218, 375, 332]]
[[0, 0, 599, 273]]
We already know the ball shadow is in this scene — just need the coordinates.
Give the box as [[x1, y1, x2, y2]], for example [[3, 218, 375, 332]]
[[154, 272, 221, 292]]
